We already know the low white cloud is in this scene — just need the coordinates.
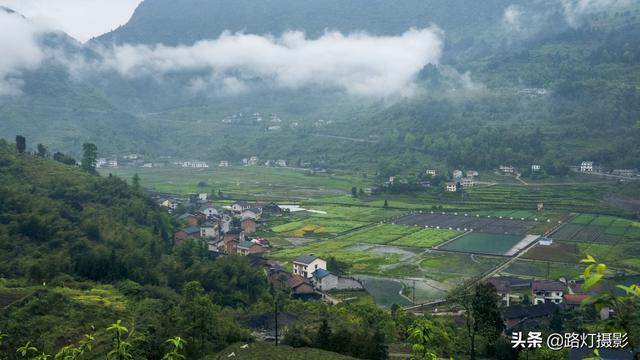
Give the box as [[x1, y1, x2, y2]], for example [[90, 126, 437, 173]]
[[503, 5, 524, 32], [561, 0, 632, 27], [502, 0, 634, 37], [83, 28, 443, 98], [0, 0, 142, 42], [0, 10, 45, 96]]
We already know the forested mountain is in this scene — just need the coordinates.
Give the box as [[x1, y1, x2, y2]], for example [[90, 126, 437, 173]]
[[0, 1, 639, 169]]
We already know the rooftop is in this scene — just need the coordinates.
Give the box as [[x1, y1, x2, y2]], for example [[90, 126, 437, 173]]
[[294, 255, 319, 265], [532, 280, 566, 292], [313, 268, 332, 279]]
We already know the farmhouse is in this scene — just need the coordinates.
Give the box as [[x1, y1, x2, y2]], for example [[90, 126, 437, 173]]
[[312, 269, 338, 291], [466, 170, 479, 177], [426, 169, 437, 176], [231, 201, 252, 212], [288, 275, 320, 300], [276, 159, 287, 167], [452, 170, 463, 179], [531, 164, 541, 172], [268, 267, 293, 289], [199, 205, 218, 218], [182, 161, 209, 168], [499, 165, 515, 174], [160, 199, 179, 210], [293, 255, 327, 279], [198, 193, 208, 201], [241, 207, 262, 220], [532, 280, 565, 305], [502, 303, 558, 331], [218, 160, 229, 167], [461, 177, 475, 189], [488, 278, 511, 307], [241, 218, 257, 234], [200, 222, 219, 238], [445, 182, 457, 192], [178, 213, 198, 225], [580, 161, 594, 172], [223, 230, 243, 254], [174, 225, 201, 245], [237, 240, 267, 256], [248, 156, 259, 166]]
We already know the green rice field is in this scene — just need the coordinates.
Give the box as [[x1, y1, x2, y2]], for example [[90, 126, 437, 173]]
[[389, 228, 463, 248], [439, 232, 524, 255]]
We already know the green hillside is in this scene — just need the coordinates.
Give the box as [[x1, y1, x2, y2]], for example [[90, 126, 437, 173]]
[[211, 342, 358, 360]]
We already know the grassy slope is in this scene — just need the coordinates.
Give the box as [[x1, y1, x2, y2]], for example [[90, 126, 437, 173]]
[[210, 342, 357, 360]]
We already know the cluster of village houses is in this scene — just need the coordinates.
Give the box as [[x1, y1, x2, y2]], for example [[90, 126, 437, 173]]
[[157, 194, 362, 300], [97, 155, 288, 169], [487, 276, 614, 331]]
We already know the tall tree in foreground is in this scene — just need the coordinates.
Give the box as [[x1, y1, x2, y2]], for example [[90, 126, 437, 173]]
[[15, 135, 26, 153], [81, 142, 98, 173], [447, 285, 477, 359], [472, 282, 504, 355]]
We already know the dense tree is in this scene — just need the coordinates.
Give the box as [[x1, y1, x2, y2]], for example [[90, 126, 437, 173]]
[[315, 319, 332, 351], [36, 144, 48, 158], [472, 283, 504, 354], [326, 256, 351, 276], [53, 152, 76, 165], [81, 142, 98, 173], [447, 286, 477, 359], [15, 135, 25, 153]]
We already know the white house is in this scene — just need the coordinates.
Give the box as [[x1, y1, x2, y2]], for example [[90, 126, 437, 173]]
[[218, 160, 229, 167], [182, 161, 209, 168], [531, 164, 541, 172], [293, 255, 327, 279], [312, 269, 338, 291], [461, 177, 475, 189], [276, 160, 287, 167], [499, 165, 515, 174], [452, 169, 463, 179], [199, 205, 218, 218], [200, 222, 219, 238], [538, 237, 553, 246], [248, 156, 259, 166], [426, 169, 437, 176], [466, 170, 479, 177], [160, 199, 179, 210], [532, 281, 565, 305], [198, 193, 208, 201], [445, 182, 457, 192], [488, 278, 511, 307], [580, 161, 594, 172], [231, 201, 252, 213], [241, 208, 262, 220]]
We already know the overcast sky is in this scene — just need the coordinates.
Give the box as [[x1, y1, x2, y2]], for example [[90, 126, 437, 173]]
[[0, 0, 142, 42]]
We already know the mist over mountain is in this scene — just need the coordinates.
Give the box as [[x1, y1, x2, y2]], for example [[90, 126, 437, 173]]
[[0, 0, 638, 168]]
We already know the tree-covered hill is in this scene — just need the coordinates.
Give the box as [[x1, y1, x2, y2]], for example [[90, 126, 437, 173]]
[[0, 1, 639, 170]]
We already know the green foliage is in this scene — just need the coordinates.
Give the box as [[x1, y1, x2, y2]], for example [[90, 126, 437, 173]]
[[408, 317, 455, 359], [80, 143, 97, 174], [472, 283, 504, 351]]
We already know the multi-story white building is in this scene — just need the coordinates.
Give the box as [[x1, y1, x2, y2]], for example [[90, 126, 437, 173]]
[[532, 281, 565, 304], [580, 161, 594, 172], [293, 255, 327, 279]]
